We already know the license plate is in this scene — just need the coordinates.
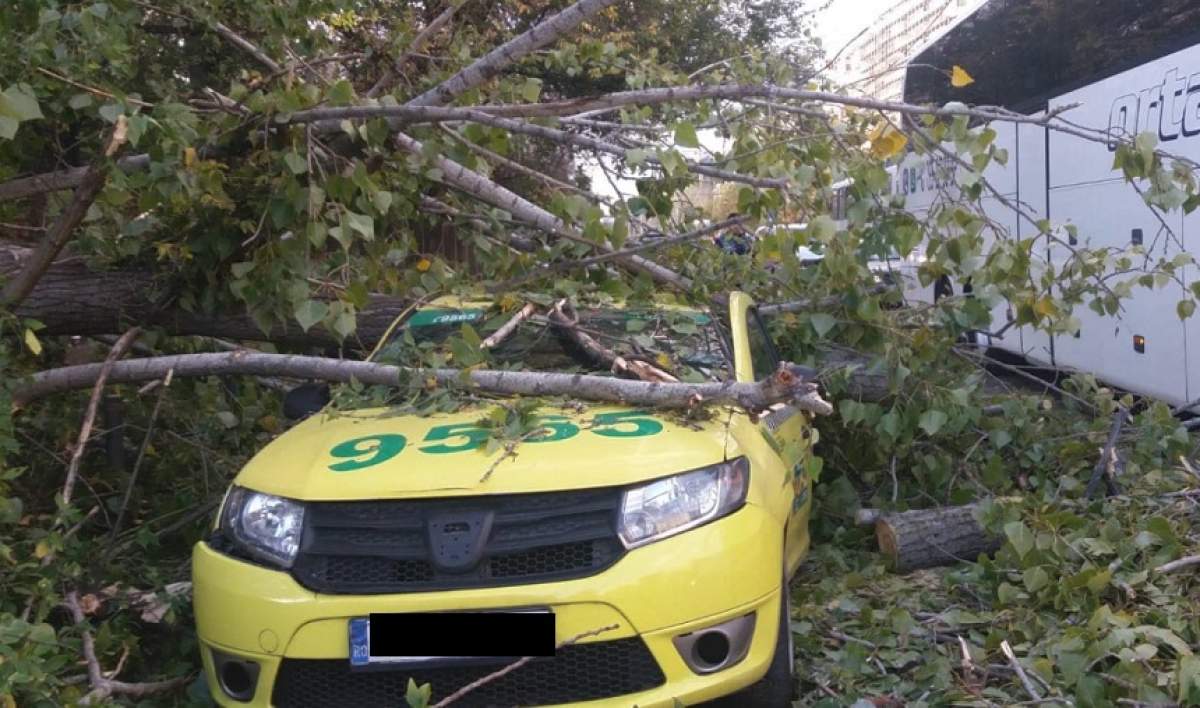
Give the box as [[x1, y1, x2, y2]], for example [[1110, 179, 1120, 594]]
[[349, 610, 555, 667]]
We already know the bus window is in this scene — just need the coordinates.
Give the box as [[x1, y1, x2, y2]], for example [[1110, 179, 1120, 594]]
[[904, 0, 1200, 113]]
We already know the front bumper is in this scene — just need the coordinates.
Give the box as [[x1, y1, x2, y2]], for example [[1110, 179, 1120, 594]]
[[193, 504, 783, 707]]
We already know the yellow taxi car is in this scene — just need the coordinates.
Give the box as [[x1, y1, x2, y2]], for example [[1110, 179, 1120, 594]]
[[192, 292, 816, 707]]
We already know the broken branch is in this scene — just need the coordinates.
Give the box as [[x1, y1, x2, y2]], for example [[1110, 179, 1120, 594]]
[[1, 117, 128, 308], [61, 327, 141, 507], [480, 303, 536, 349], [16, 352, 834, 416]]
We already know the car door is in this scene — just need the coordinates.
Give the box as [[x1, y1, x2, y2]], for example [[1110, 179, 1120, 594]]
[[728, 292, 814, 576]]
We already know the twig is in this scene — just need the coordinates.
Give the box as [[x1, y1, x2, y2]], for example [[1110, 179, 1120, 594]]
[[1085, 407, 1128, 498], [1001, 640, 1043, 701], [828, 629, 877, 649], [499, 217, 746, 289], [481, 303, 536, 349], [548, 300, 678, 383], [430, 624, 619, 707], [62, 327, 141, 506], [958, 635, 974, 674], [107, 369, 173, 549], [368, 1, 470, 98], [35, 67, 154, 108], [1154, 554, 1200, 574], [65, 590, 191, 705]]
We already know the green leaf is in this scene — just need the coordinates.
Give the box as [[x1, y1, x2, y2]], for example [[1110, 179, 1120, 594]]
[[520, 77, 542, 103], [346, 212, 374, 241], [1004, 521, 1034, 559], [918, 409, 949, 436], [810, 215, 837, 243], [68, 93, 93, 110], [1179, 655, 1200, 704], [809, 313, 837, 338], [333, 309, 356, 340], [98, 102, 123, 123], [674, 121, 700, 149], [405, 678, 432, 708], [284, 152, 308, 175], [1022, 565, 1049, 592], [328, 79, 355, 106], [1178, 299, 1196, 320], [373, 190, 394, 214], [294, 300, 329, 332], [0, 116, 17, 140], [0, 85, 43, 122]]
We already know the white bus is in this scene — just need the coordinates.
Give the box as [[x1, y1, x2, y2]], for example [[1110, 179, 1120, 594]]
[[891, 0, 1200, 407]]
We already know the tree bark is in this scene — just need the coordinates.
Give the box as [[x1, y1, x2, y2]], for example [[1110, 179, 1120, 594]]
[[405, 0, 622, 108], [874, 503, 1002, 573], [0, 246, 410, 348], [15, 353, 834, 417]]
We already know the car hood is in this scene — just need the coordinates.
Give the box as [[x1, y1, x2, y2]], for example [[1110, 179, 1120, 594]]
[[235, 404, 734, 501]]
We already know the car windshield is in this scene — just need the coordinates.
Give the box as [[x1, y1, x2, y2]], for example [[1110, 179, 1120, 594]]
[[375, 306, 732, 383]]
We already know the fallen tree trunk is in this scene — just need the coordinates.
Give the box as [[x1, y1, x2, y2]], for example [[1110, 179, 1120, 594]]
[[2, 246, 894, 397], [872, 503, 1002, 573], [14, 353, 835, 416], [0, 246, 411, 348]]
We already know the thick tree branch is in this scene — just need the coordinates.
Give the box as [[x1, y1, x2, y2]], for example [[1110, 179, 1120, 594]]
[[407, 0, 622, 107], [211, 20, 283, 73], [15, 352, 834, 416], [393, 131, 694, 290], [1, 119, 128, 308]]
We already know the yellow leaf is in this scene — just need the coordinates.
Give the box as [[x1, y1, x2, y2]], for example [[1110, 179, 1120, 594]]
[[655, 353, 671, 369], [415, 257, 432, 272], [34, 540, 50, 559], [869, 125, 908, 159], [950, 65, 975, 88], [183, 146, 197, 168], [3, 691, 14, 708], [1034, 296, 1058, 318], [23, 328, 42, 356]]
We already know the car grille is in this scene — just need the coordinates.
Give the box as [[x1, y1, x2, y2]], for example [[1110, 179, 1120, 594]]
[[290, 487, 626, 594], [270, 638, 665, 708]]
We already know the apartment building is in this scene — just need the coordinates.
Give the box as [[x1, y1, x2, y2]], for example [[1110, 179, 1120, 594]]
[[837, 0, 984, 101]]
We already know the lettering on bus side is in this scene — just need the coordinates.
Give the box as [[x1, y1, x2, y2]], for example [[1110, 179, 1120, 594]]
[[1108, 67, 1200, 151], [891, 156, 957, 196]]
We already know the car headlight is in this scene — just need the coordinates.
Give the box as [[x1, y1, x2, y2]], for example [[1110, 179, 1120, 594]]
[[219, 487, 306, 568], [617, 457, 749, 549]]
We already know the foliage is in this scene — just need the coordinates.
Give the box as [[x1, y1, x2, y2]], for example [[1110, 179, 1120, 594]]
[[797, 417, 1200, 705], [0, 0, 1199, 704]]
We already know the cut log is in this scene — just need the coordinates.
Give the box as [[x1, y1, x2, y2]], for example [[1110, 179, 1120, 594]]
[[875, 503, 1002, 573]]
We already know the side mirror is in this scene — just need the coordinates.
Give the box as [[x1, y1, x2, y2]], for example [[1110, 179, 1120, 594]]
[[283, 383, 331, 421]]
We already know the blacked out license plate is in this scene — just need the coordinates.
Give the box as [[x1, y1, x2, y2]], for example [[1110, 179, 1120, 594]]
[[349, 611, 555, 667]]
